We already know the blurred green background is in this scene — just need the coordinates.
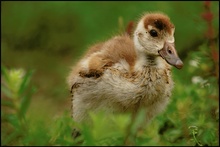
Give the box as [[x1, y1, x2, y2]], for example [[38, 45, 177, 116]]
[[1, 1, 219, 146]]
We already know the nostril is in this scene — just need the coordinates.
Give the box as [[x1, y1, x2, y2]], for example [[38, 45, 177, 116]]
[[168, 49, 172, 54]]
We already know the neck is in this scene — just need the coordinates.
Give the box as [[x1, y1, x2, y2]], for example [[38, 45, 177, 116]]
[[133, 35, 169, 71]]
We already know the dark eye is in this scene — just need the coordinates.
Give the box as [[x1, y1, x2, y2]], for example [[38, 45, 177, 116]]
[[149, 29, 158, 37]]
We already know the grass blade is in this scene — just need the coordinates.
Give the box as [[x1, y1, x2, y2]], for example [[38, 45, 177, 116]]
[[18, 70, 34, 97]]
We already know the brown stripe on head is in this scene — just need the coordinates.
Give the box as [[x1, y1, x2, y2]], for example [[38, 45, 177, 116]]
[[143, 12, 174, 34]]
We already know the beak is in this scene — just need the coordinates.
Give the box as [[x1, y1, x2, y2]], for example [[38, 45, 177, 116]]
[[158, 42, 183, 69]]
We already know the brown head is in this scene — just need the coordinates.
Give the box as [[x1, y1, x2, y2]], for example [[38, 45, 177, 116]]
[[133, 12, 183, 69]]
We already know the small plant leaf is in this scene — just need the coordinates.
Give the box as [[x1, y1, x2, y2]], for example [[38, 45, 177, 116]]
[[18, 70, 34, 96], [1, 99, 15, 108], [6, 114, 20, 128], [2, 130, 21, 146], [19, 86, 37, 118], [1, 65, 10, 83], [1, 86, 13, 99]]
